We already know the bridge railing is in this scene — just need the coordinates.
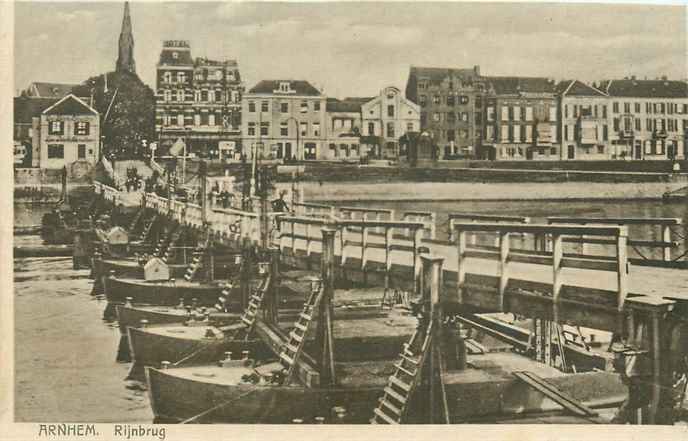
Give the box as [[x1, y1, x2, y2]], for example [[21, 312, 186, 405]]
[[293, 202, 336, 218], [278, 216, 429, 290], [401, 211, 436, 240], [547, 217, 683, 264], [338, 206, 395, 235], [94, 182, 119, 203], [453, 222, 629, 322], [448, 213, 531, 244]]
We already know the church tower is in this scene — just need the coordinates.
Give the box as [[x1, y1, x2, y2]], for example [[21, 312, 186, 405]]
[[116, 1, 136, 74]]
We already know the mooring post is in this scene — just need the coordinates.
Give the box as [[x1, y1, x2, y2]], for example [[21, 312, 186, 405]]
[[240, 237, 252, 311], [268, 246, 281, 325], [318, 225, 337, 386]]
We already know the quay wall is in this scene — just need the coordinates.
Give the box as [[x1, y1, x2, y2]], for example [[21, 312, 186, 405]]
[[299, 180, 687, 202]]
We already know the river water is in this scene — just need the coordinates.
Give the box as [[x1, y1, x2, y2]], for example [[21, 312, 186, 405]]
[[11, 199, 688, 423]]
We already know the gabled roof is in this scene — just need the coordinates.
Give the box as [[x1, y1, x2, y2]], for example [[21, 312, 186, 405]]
[[158, 48, 194, 66], [27, 82, 80, 98], [486, 76, 556, 95], [14, 97, 60, 123], [599, 79, 688, 98], [409, 66, 480, 84], [326, 97, 370, 112], [248, 80, 322, 96], [43, 94, 98, 116], [556, 80, 608, 97]]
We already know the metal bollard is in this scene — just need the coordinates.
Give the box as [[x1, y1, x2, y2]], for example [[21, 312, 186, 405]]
[[140, 319, 148, 328], [161, 361, 170, 370], [124, 297, 133, 307]]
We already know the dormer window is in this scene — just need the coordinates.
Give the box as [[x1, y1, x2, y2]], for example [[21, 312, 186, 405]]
[[172, 52, 179, 59], [280, 82, 291, 92]]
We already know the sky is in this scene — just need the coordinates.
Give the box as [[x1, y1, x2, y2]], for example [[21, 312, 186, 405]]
[[14, 1, 688, 99]]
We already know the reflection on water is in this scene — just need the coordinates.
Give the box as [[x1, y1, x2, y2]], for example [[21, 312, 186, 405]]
[[332, 199, 688, 261]]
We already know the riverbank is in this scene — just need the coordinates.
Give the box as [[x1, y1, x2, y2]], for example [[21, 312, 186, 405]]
[[301, 180, 688, 202]]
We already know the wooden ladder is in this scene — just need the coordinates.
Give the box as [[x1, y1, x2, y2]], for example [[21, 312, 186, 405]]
[[218, 270, 271, 337], [372, 321, 433, 424], [279, 286, 324, 384], [161, 226, 183, 263], [184, 233, 211, 282]]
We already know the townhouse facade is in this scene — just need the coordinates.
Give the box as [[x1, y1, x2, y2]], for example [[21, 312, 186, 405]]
[[599, 78, 687, 160], [482, 77, 558, 160], [323, 97, 364, 160], [241, 80, 327, 160], [37, 94, 101, 169], [155, 40, 244, 159], [556, 80, 611, 160], [405, 66, 487, 159], [361, 86, 420, 159]]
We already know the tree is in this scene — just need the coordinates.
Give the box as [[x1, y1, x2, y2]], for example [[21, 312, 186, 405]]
[[75, 70, 155, 159]]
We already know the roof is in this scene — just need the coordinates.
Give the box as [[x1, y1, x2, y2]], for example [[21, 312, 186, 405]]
[[326, 97, 370, 112], [14, 97, 60, 123], [158, 48, 194, 66], [26, 82, 80, 98], [194, 57, 238, 68], [599, 79, 688, 98], [556, 80, 608, 97], [486, 76, 556, 95], [43, 94, 98, 116], [409, 66, 481, 84], [248, 80, 322, 96]]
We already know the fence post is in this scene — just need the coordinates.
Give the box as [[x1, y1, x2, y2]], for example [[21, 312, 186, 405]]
[[413, 227, 424, 295], [498, 231, 510, 312], [552, 234, 563, 324], [318, 226, 337, 386], [616, 227, 628, 334], [661, 225, 671, 261], [456, 228, 466, 305], [385, 226, 393, 294]]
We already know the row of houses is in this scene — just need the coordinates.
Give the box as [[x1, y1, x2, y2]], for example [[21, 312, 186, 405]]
[[14, 85, 101, 169], [155, 42, 688, 162]]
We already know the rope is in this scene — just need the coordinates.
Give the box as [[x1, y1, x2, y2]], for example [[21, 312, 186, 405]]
[[172, 339, 223, 366], [180, 389, 258, 424], [631, 244, 649, 261], [672, 248, 688, 262]]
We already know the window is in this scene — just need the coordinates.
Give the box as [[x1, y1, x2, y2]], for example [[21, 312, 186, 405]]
[[501, 106, 509, 122], [603, 125, 608, 141], [280, 102, 289, 113], [659, 103, 665, 114], [329, 143, 337, 157], [564, 105, 568, 119], [215, 91, 222, 102], [525, 125, 533, 142], [164, 72, 172, 83], [459, 96, 469, 104], [513, 106, 521, 121], [407, 122, 414, 132], [668, 102, 674, 115], [635, 118, 641, 131], [300, 102, 309, 113], [194, 114, 200, 126], [433, 113, 441, 122], [78, 144, 86, 159], [635, 103, 641, 113], [177, 90, 184, 102], [461, 112, 469, 122], [613, 102, 619, 113], [177, 114, 184, 126], [433, 95, 440, 105], [447, 129, 455, 141], [248, 122, 256, 136], [419, 95, 427, 106], [458, 129, 468, 139], [597, 145, 604, 154], [300, 122, 308, 136], [248, 101, 256, 113], [487, 107, 495, 121], [549, 107, 557, 122], [279, 82, 290, 92], [447, 112, 456, 123], [47, 144, 64, 158], [446, 96, 455, 106], [314, 101, 320, 112], [500, 125, 509, 142], [201, 90, 208, 102], [475, 112, 482, 124], [209, 114, 216, 126], [624, 102, 630, 113], [613, 118, 619, 132], [475, 96, 482, 108], [387, 105, 395, 117], [194, 90, 200, 102], [513, 125, 521, 142], [48, 121, 63, 135], [261, 101, 269, 112], [368, 122, 375, 135], [602, 105, 607, 118], [312, 123, 320, 137], [387, 122, 395, 138], [647, 103, 652, 113], [75, 121, 89, 136], [646, 118, 652, 131], [260, 122, 269, 136], [164, 90, 172, 102], [280, 122, 288, 137], [178, 72, 186, 83], [564, 125, 569, 141]]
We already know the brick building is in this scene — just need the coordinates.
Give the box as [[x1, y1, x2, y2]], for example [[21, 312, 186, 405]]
[[405, 66, 487, 159], [482, 77, 558, 160], [323, 97, 364, 160], [155, 40, 244, 159], [361, 86, 420, 159], [241, 80, 326, 161], [598, 78, 688, 160], [556, 80, 610, 160]]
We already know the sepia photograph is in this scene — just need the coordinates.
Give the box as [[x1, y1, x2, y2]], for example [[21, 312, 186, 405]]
[[3, 0, 688, 438]]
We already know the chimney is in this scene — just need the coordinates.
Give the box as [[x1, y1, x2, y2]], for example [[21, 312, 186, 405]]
[[473, 65, 480, 76], [631, 75, 636, 80], [661, 75, 668, 81]]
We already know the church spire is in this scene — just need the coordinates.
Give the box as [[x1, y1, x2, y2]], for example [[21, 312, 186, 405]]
[[116, 1, 136, 74]]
